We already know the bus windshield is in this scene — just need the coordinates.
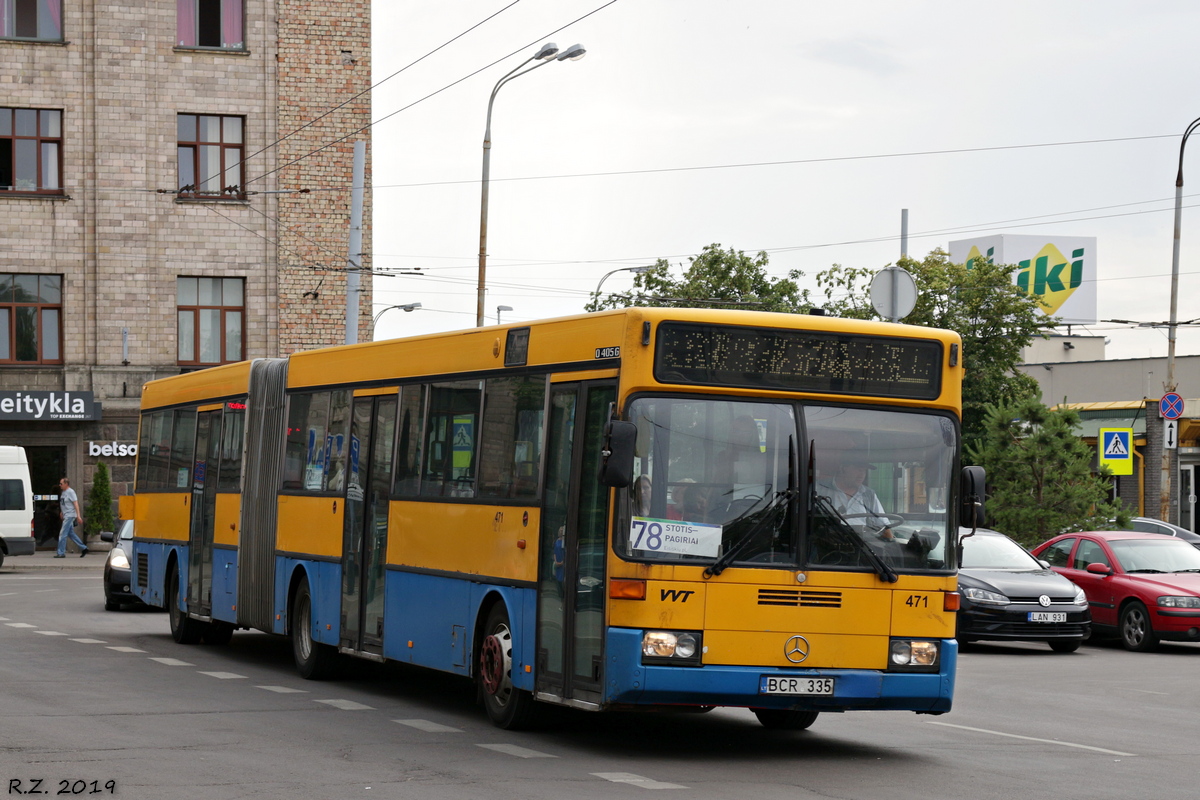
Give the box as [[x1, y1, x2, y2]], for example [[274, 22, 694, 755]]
[[619, 397, 956, 573]]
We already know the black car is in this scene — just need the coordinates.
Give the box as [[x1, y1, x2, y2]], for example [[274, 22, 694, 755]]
[[957, 528, 1090, 652], [100, 520, 141, 610]]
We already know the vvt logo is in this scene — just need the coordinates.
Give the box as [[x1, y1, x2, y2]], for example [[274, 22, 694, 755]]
[[660, 589, 695, 603]]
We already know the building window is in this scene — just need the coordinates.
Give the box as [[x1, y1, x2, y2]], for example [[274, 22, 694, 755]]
[[177, 277, 244, 367], [0, 0, 63, 41], [176, 0, 243, 50], [0, 108, 62, 194], [177, 114, 243, 199], [0, 273, 62, 364]]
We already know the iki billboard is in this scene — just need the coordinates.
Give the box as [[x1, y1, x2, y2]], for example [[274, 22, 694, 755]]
[[948, 235, 1097, 325]]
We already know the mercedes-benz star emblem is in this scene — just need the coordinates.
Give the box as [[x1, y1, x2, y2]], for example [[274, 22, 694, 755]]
[[784, 635, 810, 663], [1038, 595, 1051, 607]]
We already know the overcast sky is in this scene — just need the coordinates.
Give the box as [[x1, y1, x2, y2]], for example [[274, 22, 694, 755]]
[[366, 1, 1200, 365]]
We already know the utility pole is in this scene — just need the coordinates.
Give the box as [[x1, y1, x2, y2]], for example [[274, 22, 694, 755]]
[[345, 140, 365, 345]]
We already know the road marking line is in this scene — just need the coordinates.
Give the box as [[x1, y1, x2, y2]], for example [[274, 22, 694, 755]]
[[149, 657, 195, 666], [0, 594, 17, 598], [926, 721, 1136, 756], [314, 699, 375, 711], [70, 638, 106, 644], [477, 743, 556, 759], [34, 630, 69, 636], [394, 719, 462, 733], [5, 622, 36, 628], [592, 772, 687, 789], [107, 646, 147, 653], [257, 686, 309, 694], [199, 671, 247, 679]]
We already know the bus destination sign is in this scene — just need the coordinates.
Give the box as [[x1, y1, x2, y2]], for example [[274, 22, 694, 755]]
[[654, 322, 943, 400]]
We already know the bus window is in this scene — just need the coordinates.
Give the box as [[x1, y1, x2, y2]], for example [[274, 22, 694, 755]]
[[394, 385, 425, 496], [422, 380, 482, 498], [479, 375, 546, 500], [324, 390, 351, 492], [138, 409, 174, 490], [169, 408, 197, 489], [216, 404, 246, 492], [282, 391, 338, 492]]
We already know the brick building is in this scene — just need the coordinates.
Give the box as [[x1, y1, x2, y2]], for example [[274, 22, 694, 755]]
[[0, 0, 371, 545]]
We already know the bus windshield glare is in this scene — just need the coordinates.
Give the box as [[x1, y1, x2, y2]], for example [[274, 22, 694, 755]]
[[619, 397, 956, 573]]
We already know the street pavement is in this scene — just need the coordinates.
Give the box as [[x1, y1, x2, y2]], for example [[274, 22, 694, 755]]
[[1, 542, 110, 572]]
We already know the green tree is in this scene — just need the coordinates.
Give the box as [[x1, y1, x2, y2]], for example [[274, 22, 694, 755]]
[[974, 398, 1129, 546], [85, 461, 115, 539], [815, 249, 1055, 453], [586, 243, 810, 313]]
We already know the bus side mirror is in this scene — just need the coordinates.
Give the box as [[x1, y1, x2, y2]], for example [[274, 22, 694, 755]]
[[960, 465, 986, 528], [599, 420, 637, 488]]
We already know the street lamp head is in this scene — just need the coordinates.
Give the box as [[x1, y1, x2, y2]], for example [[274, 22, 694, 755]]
[[631, 265, 653, 274], [401, 303, 422, 312], [557, 43, 586, 61], [534, 43, 559, 60], [497, 305, 513, 313]]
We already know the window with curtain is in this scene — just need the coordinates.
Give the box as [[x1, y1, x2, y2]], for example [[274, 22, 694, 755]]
[[0, 0, 63, 41], [177, 276, 244, 367], [0, 108, 62, 194], [176, 0, 243, 50], [177, 114, 244, 199], [0, 273, 61, 364]]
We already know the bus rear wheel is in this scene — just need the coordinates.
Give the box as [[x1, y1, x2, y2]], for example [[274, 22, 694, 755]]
[[291, 576, 338, 679], [753, 709, 819, 730], [167, 567, 203, 644], [478, 604, 535, 730]]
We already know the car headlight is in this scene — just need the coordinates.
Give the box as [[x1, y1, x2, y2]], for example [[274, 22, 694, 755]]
[[641, 630, 702, 665], [889, 638, 939, 670], [108, 549, 129, 569], [961, 586, 1009, 606], [1073, 586, 1088, 606], [1158, 596, 1200, 608]]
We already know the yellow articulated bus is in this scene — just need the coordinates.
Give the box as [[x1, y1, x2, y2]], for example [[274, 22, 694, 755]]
[[125, 308, 984, 730]]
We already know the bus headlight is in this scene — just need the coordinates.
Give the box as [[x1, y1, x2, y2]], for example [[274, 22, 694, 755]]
[[889, 638, 939, 671], [641, 630, 702, 666]]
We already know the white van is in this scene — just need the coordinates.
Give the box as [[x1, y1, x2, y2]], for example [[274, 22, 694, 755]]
[[0, 446, 36, 568]]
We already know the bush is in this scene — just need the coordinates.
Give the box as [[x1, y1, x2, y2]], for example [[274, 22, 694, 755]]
[[85, 461, 115, 540]]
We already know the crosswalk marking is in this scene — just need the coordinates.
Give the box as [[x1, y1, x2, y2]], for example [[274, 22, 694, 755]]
[[149, 657, 195, 666], [314, 699, 374, 711], [70, 638, 107, 644], [198, 671, 247, 679], [591, 773, 687, 790], [477, 743, 556, 759], [5, 622, 36, 628], [257, 686, 309, 694], [34, 630, 69, 636], [394, 719, 462, 733], [106, 646, 147, 653]]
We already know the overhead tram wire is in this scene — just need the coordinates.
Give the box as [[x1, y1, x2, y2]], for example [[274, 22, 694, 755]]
[[241, 0, 621, 190]]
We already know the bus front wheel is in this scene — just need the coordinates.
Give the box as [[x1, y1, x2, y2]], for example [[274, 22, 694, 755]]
[[753, 709, 819, 730], [478, 604, 535, 730], [291, 576, 338, 679]]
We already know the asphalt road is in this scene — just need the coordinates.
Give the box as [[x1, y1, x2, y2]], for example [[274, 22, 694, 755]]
[[2, 564, 1197, 800]]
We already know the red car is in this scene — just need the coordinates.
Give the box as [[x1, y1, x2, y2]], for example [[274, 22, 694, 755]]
[[1032, 531, 1200, 652]]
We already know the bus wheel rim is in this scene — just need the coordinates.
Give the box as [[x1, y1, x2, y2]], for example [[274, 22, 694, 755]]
[[481, 625, 512, 700]]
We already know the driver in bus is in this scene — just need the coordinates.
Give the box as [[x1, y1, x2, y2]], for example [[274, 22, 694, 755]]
[[816, 456, 894, 541]]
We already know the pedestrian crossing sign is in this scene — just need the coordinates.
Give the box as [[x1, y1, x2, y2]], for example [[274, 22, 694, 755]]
[[1098, 428, 1134, 475]]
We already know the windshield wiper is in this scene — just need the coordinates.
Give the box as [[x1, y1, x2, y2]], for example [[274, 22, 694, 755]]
[[703, 488, 794, 578], [811, 492, 899, 584], [1125, 568, 1167, 573], [1172, 568, 1200, 573]]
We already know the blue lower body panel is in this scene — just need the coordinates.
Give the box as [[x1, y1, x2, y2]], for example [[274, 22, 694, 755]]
[[274, 558, 341, 641], [603, 628, 956, 713]]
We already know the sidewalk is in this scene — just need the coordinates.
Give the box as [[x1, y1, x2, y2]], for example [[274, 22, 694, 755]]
[[1, 543, 111, 572]]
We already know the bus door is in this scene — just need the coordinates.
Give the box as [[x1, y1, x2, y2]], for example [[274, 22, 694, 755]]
[[536, 381, 614, 704], [187, 408, 222, 617], [341, 395, 397, 656]]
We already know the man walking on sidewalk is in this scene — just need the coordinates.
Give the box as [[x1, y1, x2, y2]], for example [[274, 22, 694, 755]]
[[55, 477, 88, 558]]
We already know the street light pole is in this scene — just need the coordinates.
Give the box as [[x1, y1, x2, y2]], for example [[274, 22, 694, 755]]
[[1161, 116, 1200, 522], [592, 265, 653, 307], [476, 42, 586, 327], [370, 302, 421, 340]]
